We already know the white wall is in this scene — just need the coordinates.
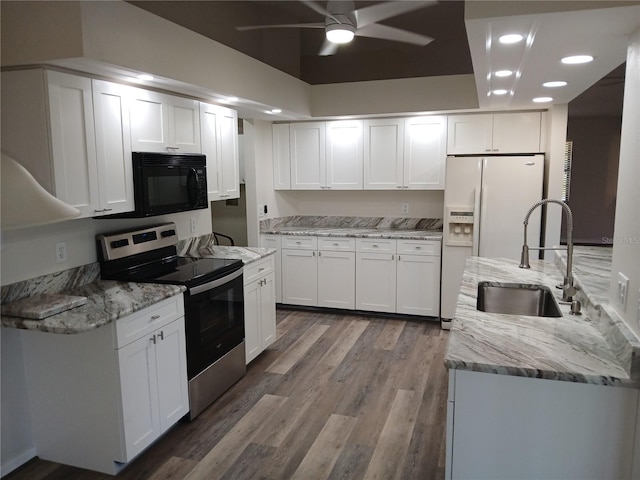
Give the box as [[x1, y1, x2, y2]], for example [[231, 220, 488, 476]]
[[610, 28, 640, 336]]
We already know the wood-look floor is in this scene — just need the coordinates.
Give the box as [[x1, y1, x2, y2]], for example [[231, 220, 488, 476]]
[[7, 308, 450, 480]]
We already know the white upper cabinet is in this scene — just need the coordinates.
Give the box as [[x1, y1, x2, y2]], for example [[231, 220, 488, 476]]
[[447, 112, 542, 154], [200, 102, 239, 201], [363, 118, 404, 189], [130, 89, 201, 153], [364, 116, 446, 190], [403, 116, 447, 189], [290, 122, 326, 189], [46, 71, 100, 217], [272, 123, 291, 190], [92, 79, 135, 215], [325, 120, 364, 190], [1, 69, 135, 219]]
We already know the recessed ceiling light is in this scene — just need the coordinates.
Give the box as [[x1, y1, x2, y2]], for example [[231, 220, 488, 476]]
[[492, 89, 508, 95], [561, 55, 594, 64], [533, 97, 553, 103], [136, 74, 154, 81], [499, 34, 524, 44], [225, 96, 239, 102], [271, 109, 282, 114], [494, 70, 513, 77], [543, 81, 568, 88]]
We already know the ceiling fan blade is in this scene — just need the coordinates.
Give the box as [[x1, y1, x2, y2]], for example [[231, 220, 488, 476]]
[[300, 0, 341, 24], [236, 22, 324, 32], [319, 39, 339, 56], [354, 1, 438, 28], [356, 23, 434, 46]]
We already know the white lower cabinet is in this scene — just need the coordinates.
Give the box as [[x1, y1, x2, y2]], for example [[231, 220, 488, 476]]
[[318, 237, 356, 309], [446, 370, 638, 480], [19, 296, 188, 475], [244, 255, 277, 364], [260, 234, 282, 303], [278, 235, 440, 317]]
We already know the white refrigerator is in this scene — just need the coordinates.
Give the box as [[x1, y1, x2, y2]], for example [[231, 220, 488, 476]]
[[441, 155, 544, 321]]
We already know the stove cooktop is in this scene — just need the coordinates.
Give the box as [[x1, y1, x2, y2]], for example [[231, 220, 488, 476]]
[[113, 256, 243, 287]]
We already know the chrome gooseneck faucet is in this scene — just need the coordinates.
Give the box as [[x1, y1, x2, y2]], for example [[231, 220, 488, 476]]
[[519, 199, 577, 303]]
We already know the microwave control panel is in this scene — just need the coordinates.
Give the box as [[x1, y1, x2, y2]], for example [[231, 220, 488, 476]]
[[445, 207, 474, 247]]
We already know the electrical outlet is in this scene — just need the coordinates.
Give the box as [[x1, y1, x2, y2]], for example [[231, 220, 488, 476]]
[[616, 272, 629, 310], [190, 217, 198, 233], [55, 241, 67, 263], [401, 203, 409, 214]]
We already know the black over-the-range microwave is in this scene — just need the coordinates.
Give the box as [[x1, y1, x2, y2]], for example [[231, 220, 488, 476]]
[[101, 152, 208, 218]]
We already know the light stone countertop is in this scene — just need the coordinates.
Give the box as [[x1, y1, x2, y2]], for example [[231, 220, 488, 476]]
[[260, 226, 443, 241], [444, 253, 639, 388], [1, 281, 185, 335]]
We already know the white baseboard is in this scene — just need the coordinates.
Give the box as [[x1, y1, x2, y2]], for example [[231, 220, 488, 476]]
[[1, 447, 36, 477]]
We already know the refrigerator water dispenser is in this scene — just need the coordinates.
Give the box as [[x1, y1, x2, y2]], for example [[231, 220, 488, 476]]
[[444, 207, 474, 246]]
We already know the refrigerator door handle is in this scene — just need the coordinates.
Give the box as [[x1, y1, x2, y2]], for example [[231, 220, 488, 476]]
[[472, 187, 481, 256]]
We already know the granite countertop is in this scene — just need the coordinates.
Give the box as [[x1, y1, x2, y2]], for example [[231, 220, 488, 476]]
[[259, 215, 443, 241], [181, 244, 276, 264], [1, 281, 185, 335], [444, 253, 639, 388], [261, 225, 443, 241]]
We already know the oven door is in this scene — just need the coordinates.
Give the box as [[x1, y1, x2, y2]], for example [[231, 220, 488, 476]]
[[183, 267, 244, 379]]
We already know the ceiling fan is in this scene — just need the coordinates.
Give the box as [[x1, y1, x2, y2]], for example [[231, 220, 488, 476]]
[[236, 0, 437, 56]]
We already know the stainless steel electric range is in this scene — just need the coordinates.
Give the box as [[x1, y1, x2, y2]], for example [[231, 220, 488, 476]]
[[97, 223, 245, 420]]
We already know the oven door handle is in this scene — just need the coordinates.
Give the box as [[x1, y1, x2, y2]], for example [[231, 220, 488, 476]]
[[188, 267, 243, 295]]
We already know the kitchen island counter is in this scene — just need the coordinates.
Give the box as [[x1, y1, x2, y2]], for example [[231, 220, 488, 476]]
[[444, 254, 639, 388]]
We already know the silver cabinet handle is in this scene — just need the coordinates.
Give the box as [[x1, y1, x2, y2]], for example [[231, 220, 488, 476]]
[[398, 255, 401, 261], [415, 246, 422, 249], [150, 314, 160, 320], [94, 208, 113, 213], [165, 146, 180, 151], [392, 254, 395, 260], [396, 185, 403, 188], [312, 251, 315, 256], [333, 243, 339, 246], [259, 267, 265, 271], [372, 244, 379, 248], [158, 331, 164, 341], [151, 335, 156, 344], [318, 251, 322, 257]]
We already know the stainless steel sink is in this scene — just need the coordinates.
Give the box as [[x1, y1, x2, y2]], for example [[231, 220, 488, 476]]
[[476, 281, 562, 317]]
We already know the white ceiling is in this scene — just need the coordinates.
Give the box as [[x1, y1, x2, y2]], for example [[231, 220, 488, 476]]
[[466, 3, 640, 111]]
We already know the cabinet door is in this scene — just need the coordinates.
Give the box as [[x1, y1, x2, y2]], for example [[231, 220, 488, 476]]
[[492, 112, 541, 153], [130, 88, 169, 152], [200, 102, 222, 200], [154, 319, 189, 432], [260, 273, 277, 348], [355, 252, 396, 313], [446, 114, 493, 155], [318, 250, 356, 309], [260, 235, 282, 303], [282, 249, 318, 305], [218, 106, 239, 199], [325, 120, 363, 190], [272, 124, 291, 190], [403, 116, 447, 190], [396, 254, 441, 316], [92, 80, 135, 215], [167, 96, 201, 153], [46, 70, 99, 217], [117, 334, 161, 461], [364, 118, 404, 189], [244, 278, 262, 364], [290, 122, 325, 189]]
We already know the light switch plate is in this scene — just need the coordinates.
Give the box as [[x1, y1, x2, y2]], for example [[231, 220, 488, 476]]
[[616, 272, 629, 310], [55, 241, 67, 263], [190, 217, 198, 233]]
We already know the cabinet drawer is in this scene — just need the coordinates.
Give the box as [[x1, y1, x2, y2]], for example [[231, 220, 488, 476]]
[[318, 236, 356, 251], [244, 255, 275, 285], [281, 235, 318, 250], [356, 238, 397, 253], [397, 240, 441, 256], [114, 296, 184, 348], [260, 234, 281, 249]]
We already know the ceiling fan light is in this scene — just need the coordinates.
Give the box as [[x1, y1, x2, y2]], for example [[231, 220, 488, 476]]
[[326, 24, 355, 44]]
